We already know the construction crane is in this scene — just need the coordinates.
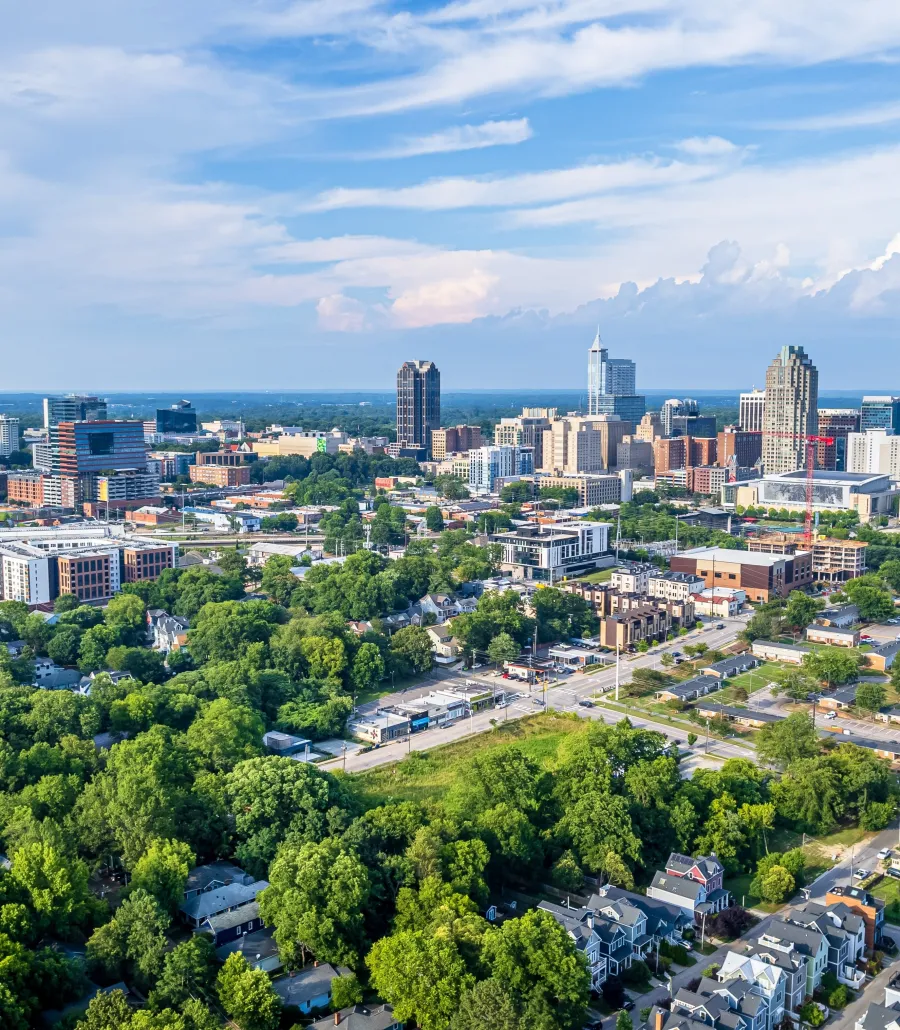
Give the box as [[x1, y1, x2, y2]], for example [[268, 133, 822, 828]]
[[762, 432, 834, 546]]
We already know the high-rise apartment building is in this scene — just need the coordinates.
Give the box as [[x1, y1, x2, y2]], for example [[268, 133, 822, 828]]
[[587, 331, 645, 422], [739, 389, 766, 432], [761, 346, 818, 474], [661, 398, 700, 437], [494, 409, 557, 469], [860, 397, 900, 433], [817, 409, 860, 470], [847, 429, 900, 478], [430, 425, 483, 460], [396, 360, 440, 457], [468, 445, 533, 494], [0, 416, 20, 457]]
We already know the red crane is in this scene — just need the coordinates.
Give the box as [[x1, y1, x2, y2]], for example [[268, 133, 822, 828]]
[[762, 433, 834, 545]]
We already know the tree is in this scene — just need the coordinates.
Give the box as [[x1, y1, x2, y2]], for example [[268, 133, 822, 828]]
[[845, 581, 895, 622], [259, 837, 370, 967], [47, 625, 83, 666], [784, 591, 824, 630], [11, 841, 93, 936], [617, 1012, 634, 1030], [130, 838, 195, 916], [216, 952, 281, 1030], [54, 594, 80, 613], [86, 889, 169, 987], [77, 990, 135, 1030], [390, 625, 433, 676], [803, 647, 862, 687], [425, 506, 445, 533], [105, 646, 168, 684], [756, 712, 820, 767], [217, 549, 248, 576], [487, 632, 520, 666], [435, 475, 469, 501], [186, 698, 264, 772], [331, 972, 364, 1010], [856, 682, 888, 718], [557, 790, 641, 872], [879, 560, 900, 592], [104, 593, 148, 646], [351, 642, 386, 695], [452, 979, 522, 1030], [149, 935, 217, 1011], [500, 481, 533, 503], [758, 864, 795, 903], [367, 929, 475, 1030]]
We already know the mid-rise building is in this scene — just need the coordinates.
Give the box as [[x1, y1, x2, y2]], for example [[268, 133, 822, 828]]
[[396, 360, 440, 457], [616, 437, 654, 472], [148, 451, 193, 479], [860, 396, 900, 433], [88, 469, 162, 509], [847, 429, 900, 478], [156, 400, 197, 435], [670, 545, 813, 602], [0, 543, 53, 604], [761, 346, 818, 474], [536, 472, 626, 507], [189, 464, 252, 487], [430, 425, 483, 460], [468, 445, 533, 494], [660, 398, 697, 437], [747, 533, 868, 584], [56, 420, 148, 480], [201, 419, 245, 438], [43, 395, 107, 430], [492, 520, 612, 582], [671, 414, 717, 439], [494, 408, 557, 469], [717, 427, 763, 470], [7, 471, 46, 506], [635, 412, 663, 442], [739, 389, 766, 432], [653, 436, 718, 474], [31, 442, 53, 473], [122, 544, 176, 583], [816, 409, 860, 470], [687, 466, 727, 496], [541, 416, 629, 474], [254, 431, 347, 458], [57, 549, 118, 602], [0, 416, 20, 457]]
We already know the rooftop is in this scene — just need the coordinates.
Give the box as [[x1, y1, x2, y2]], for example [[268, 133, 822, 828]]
[[678, 546, 796, 566]]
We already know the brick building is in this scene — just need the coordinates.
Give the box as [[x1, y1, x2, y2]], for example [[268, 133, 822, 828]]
[[57, 550, 114, 602], [189, 464, 251, 487], [670, 545, 813, 602], [123, 544, 176, 582]]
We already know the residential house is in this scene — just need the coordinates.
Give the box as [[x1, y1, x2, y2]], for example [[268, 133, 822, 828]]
[[588, 893, 654, 961], [590, 884, 693, 946], [146, 609, 190, 652], [823, 887, 885, 952], [648, 853, 731, 921], [791, 899, 867, 982], [806, 625, 860, 648], [310, 1004, 402, 1030], [536, 901, 610, 988], [700, 655, 760, 680], [669, 975, 771, 1030], [747, 918, 828, 1007], [179, 879, 269, 930], [693, 704, 782, 729], [425, 622, 460, 663], [816, 605, 860, 628], [202, 900, 264, 947], [272, 963, 352, 1015], [717, 952, 787, 1030], [655, 676, 720, 703], [856, 1001, 900, 1030], [415, 592, 477, 624], [750, 640, 809, 665], [216, 926, 281, 973], [818, 685, 858, 711], [875, 705, 900, 725], [31, 658, 82, 689], [184, 861, 255, 901], [868, 641, 900, 674]]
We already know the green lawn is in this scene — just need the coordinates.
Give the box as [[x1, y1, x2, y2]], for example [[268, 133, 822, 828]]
[[871, 877, 900, 924], [342, 711, 588, 807], [577, 567, 616, 584]]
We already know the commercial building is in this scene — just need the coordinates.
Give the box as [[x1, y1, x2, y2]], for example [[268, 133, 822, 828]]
[[617, 437, 654, 472], [7, 471, 46, 506], [816, 410, 859, 470], [724, 470, 899, 523], [492, 520, 612, 581], [57, 550, 118, 602], [254, 431, 347, 458], [671, 414, 717, 439], [189, 464, 252, 487], [430, 425, 483, 460], [761, 346, 819, 474], [91, 469, 162, 509], [717, 426, 762, 469], [860, 396, 900, 433], [535, 472, 625, 506], [147, 451, 193, 479], [0, 416, 20, 457], [670, 545, 813, 602], [541, 415, 630, 474], [396, 360, 440, 457], [468, 445, 533, 494], [155, 400, 197, 434], [661, 398, 698, 437], [740, 389, 766, 432], [494, 408, 557, 469], [587, 330, 645, 423], [183, 507, 261, 533], [653, 436, 718, 474], [0, 543, 53, 604], [56, 420, 148, 480], [635, 412, 663, 442], [747, 533, 868, 584], [43, 396, 108, 474], [688, 466, 728, 496]]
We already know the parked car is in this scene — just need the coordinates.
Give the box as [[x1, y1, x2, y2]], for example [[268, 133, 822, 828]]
[[854, 868, 871, 880], [824, 711, 837, 720], [532, 698, 545, 706], [878, 848, 892, 862], [715, 623, 725, 629], [675, 658, 685, 665], [671, 651, 682, 657], [621, 1001, 635, 1012]]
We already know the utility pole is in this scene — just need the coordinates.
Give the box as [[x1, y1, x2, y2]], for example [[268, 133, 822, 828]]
[[700, 910, 708, 951], [705, 718, 710, 753], [341, 742, 347, 772], [615, 643, 621, 701]]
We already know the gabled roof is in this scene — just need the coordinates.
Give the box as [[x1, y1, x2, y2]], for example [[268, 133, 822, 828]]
[[204, 900, 260, 934], [651, 871, 703, 902], [272, 963, 351, 1007], [180, 880, 268, 921], [309, 1004, 399, 1030]]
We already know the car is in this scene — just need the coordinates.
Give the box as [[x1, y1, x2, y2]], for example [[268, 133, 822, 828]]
[[532, 698, 545, 706], [578, 700, 595, 708], [824, 711, 837, 720], [671, 651, 682, 657], [888, 867, 900, 880], [716, 623, 725, 629], [621, 1001, 635, 1012], [878, 936, 898, 955], [854, 868, 871, 880], [494, 702, 508, 710], [675, 658, 685, 665], [878, 848, 893, 861], [683, 941, 693, 951], [584, 1021, 604, 1030]]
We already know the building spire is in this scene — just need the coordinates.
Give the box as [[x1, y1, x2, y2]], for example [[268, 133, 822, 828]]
[[590, 324, 603, 351]]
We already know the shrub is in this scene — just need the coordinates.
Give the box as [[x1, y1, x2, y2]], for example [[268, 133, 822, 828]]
[[622, 959, 651, 988], [602, 976, 625, 1009], [827, 985, 849, 1009]]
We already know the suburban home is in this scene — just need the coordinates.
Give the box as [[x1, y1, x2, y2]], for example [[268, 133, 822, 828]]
[[817, 685, 858, 711], [32, 658, 82, 689], [648, 853, 731, 921], [876, 705, 900, 725], [806, 625, 860, 648], [590, 884, 693, 945], [717, 954, 787, 1030], [751, 640, 809, 665], [693, 703, 782, 729], [415, 592, 477, 624], [184, 861, 255, 901], [868, 641, 900, 674], [655, 676, 720, 703], [201, 900, 264, 947], [823, 887, 885, 953], [272, 962, 352, 1014], [536, 901, 610, 988], [216, 925, 281, 973], [179, 879, 269, 930], [792, 899, 867, 981], [146, 609, 190, 652], [310, 1004, 402, 1030], [747, 918, 829, 1006], [669, 974, 772, 1030], [856, 999, 900, 1030], [588, 892, 654, 960], [425, 623, 461, 662], [700, 655, 760, 680], [816, 604, 860, 628]]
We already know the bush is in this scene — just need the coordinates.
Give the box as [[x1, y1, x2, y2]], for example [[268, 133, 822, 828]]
[[602, 976, 625, 1009], [708, 906, 755, 940], [640, 1008, 652, 1023], [827, 985, 849, 1009], [686, 977, 702, 993], [800, 1002, 825, 1027], [622, 959, 651, 988], [701, 963, 720, 978], [660, 942, 692, 965]]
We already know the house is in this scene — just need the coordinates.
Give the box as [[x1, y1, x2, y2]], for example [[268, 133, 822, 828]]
[[856, 1000, 900, 1030], [415, 593, 477, 624], [818, 685, 858, 711], [648, 853, 731, 921], [184, 861, 255, 900], [875, 705, 900, 725], [262, 730, 312, 755], [146, 609, 190, 652], [179, 879, 269, 930], [751, 640, 809, 665], [216, 925, 281, 973], [668, 974, 772, 1030], [425, 623, 460, 663], [691, 589, 746, 618], [272, 963, 352, 1014], [816, 604, 860, 628], [839, 735, 900, 765], [655, 676, 720, 703], [791, 899, 866, 984], [868, 640, 900, 674], [202, 900, 264, 947], [31, 658, 82, 689], [717, 954, 787, 1030], [310, 1004, 402, 1030], [806, 625, 860, 648], [750, 918, 828, 1005], [700, 655, 760, 680], [590, 884, 693, 944], [588, 893, 654, 960], [693, 703, 782, 728], [536, 901, 609, 987], [823, 886, 885, 952]]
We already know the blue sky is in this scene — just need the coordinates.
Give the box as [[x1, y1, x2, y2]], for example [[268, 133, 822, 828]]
[[3, 0, 900, 390]]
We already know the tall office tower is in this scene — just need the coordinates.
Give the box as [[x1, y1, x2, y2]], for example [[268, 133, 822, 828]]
[[43, 395, 108, 474], [660, 398, 701, 437], [739, 389, 766, 432], [494, 409, 557, 468], [860, 396, 900, 433], [56, 420, 150, 501], [635, 412, 663, 442], [0, 416, 20, 457], [761, 346, 818, 474], [156, 400, 197, 434], [817, 409, 860, 470], [587, 329, 644, 422], [396, 361, 440, 457]]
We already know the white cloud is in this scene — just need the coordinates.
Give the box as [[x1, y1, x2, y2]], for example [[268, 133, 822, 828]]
[[675, 135, 739, 155], [308, 155, 720, 210], [373, 118, 532, 158], [316, 293, 368, 331], [762, 100, 900, 131]]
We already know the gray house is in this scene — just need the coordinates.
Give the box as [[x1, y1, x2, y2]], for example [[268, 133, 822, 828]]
[[272, 963, 352, 1014], [537, 901, 609, 988], [310, 1004, 402, 1030], [179, 879, 268, 930]]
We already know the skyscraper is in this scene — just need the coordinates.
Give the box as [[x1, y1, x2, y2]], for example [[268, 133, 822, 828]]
[[43, 395, 108, 474], [761, 346, 818, 474], [860, 396, 900, 433], [0, 416, 20, 458], [396, 360, 440, 457], [739, 389, 766, 432], [816, 409, 860, 470], [587, 329, 644, 422]]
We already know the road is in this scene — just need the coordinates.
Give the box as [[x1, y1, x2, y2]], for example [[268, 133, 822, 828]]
[[322, 614, 753, 774]]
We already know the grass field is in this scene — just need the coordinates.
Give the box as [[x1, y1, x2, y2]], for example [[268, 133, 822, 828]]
[[343, 711, 588, 807], [871, 877, 900, 924], [577, 567, 616, 584]]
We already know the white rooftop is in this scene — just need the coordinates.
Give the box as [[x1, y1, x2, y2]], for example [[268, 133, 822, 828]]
[[679, 546, 806, 566]]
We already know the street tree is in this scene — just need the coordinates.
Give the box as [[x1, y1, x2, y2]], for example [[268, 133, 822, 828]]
[[855, 682, 888, 718], [487, 632, 520, 666], [756, 712, 820, 767], [129, 838, 195, 916], [216, 952, 281, 1030]]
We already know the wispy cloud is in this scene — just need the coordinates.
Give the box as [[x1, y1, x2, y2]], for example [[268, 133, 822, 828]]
[[761, 100, 900, 131], [372, 118, 532, 158], [675, 135, 739, 156]]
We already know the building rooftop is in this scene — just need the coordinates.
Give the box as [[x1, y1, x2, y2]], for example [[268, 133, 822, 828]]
[[678, 546, 802, 566]]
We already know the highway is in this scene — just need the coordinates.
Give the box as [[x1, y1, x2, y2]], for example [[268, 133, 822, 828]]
[[322, 614, 754, 774]]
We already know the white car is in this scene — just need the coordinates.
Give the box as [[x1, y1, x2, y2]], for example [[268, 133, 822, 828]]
[[878, 849, 893, 862], [824, 711, 837, 720], [854, 869, 871, 880]]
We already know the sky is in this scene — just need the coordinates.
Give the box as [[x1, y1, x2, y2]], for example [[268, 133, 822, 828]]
[[3, 0, 900, 390]]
